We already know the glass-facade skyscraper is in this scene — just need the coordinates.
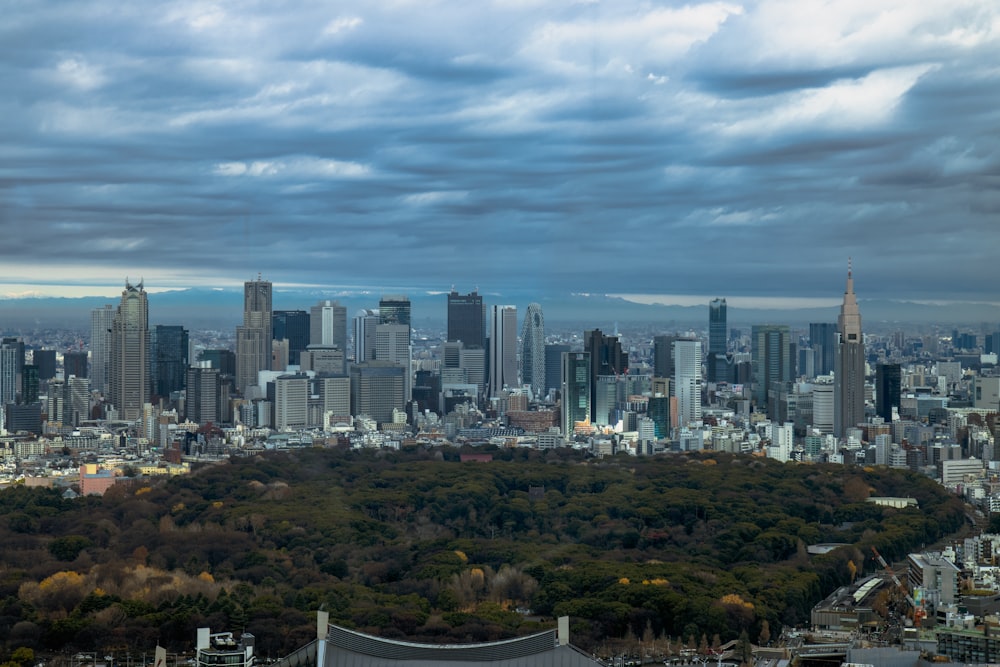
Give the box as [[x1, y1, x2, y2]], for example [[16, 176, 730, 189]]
[[520, 303, 545, 397], [447, 290, 485, 349]]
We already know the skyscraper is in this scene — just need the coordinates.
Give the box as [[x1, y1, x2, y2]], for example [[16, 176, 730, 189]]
[[350, 361, 406, 423], [90, 304, 114, 395], [809, 322, 837, 376], [520, 303, 545, 397], [33, 350, 56, 381], [652, 335, 677, 380], [751, 324, 792, 418], [151, 325, 189, 398], [489, 305, 518, 397], [0, 338, 24, 406], [447, 290, 485, 349], [310, 301, 347, 350], [876, 363, 901, 423], [272, 310, 310, 365], [707, 299, 727, 383], [379, 295, 411, 327], [109, 280, 150, 421], [674, 339, 702, 428], [236, 277, 272, 394], [63, 351, 88, 380], [353, 309, 379, 362], [835, 263, 865, 438], [544, 344, 571, 396], [185, 366, 221, 426], [561, 351, 590, 439], [375, 323, 412, 400], [584, 329, 627, 422]]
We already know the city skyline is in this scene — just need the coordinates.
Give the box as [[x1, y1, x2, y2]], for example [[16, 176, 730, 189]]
[[2, 2, 999, 304]]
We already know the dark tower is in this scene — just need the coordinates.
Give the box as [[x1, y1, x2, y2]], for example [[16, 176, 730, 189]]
[[584, 329, 627, 423], [707, 298, 727, 382], [447, 290, 485, 349], [876, 363, 901, 423], [273, 310, 310, 365]]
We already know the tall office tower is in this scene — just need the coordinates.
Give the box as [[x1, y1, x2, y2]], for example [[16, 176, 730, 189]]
[[379, 295, 411, 327], [33, 350, 56, 381], [835, 263, 865, 438], [809, 322, 837, 376], [63, 351, 88, 380], [65, 376, 89, 426], [876, 363, 901, 423], [544, 344, 571, 396], [447, 289, 485, 349], [236, 277, 273, 394], [272, 310, 310, 365], [185, 366, 221, 426], [652, 335, 678, 380], [751, 324, 792, 418], [274, 374, 310, 431], [350, 361, 406, 423], [375, 323, 412, 400], [353, 309, 379, 362], [489, 305, 517, 398], [594, 375, 619, 426], [109, 280, 150, 421], [21, 365, 39, 404], [198, 349, 236, 376], [0, 338, 24, 405], [313, 375, 351, 421], [310, 301, 347, 350], [460, 347, 486, 396], [584, 329, 627, 422], [707, 298, 727, 383], [301, 346, 346, 375], [561, 351, 591, 439], [90, 304, 114, 395], [151, 325, 189, 398], [674, 339, 703, 428], [47, 379, 65, 424], [520, 303, 545, 397]]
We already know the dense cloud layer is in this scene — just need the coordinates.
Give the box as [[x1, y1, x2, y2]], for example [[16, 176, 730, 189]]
[[2, 0, 998, 302]]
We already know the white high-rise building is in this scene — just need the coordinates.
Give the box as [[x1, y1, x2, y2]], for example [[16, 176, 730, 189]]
[[520, 303, 545, 397], [90, 305, 114, 395], [310, 300, 347, 350], [673, 339, 702, 428], [274, 374, 309, 431], [489, 305, 517, 398]]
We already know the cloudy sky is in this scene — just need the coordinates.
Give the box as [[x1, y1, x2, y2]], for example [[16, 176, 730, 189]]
[[2, 0, 998, 305]]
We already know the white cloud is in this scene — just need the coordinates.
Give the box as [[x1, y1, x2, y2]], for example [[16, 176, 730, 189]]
[[52, 57, 107, 91], [214, 157, 370, 179], [721, 65, 937, 136], [323, 15, 363, 36]]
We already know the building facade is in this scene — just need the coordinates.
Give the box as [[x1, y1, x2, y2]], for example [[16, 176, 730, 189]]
[[835, 264, 865, 438], [561, 351, 590, 439], [90, 304, 114, 395], [520, 303, 545, 397], [674, 339, 702, 428], [109, 280, 150, 421], [236, 277, 273, 394], [447, 290, 485, 349], [489, 305, 517, 398], [310, 301, 347, 351]]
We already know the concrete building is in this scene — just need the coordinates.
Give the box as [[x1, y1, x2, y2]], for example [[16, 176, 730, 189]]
[[236, 277, 273, 395], [489, 305, 517, 398], [109, 280, 150, 421], [375, 324, 411, 401], [350, 361, 405, 424], [274, 374, 310, 431], [353, 309, 379, 363], [90, 304, 114, 395]]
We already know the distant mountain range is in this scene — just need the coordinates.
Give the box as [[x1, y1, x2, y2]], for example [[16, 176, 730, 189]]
[[0, 288, 997, 332]]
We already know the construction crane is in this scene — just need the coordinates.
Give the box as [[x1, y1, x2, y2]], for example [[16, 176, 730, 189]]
[[871, 546, 927, 627]]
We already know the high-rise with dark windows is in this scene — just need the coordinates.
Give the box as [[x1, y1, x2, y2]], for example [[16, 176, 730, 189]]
[[273, 310, 310, 365], [520, 303, 545, 397], [584, 329, 627, 423], [876, 363, 901, 423], [809, 322, 837, 376], [707, 298, 727, 383], [151, 325, 189, 398], [447, 290, 485, 349]]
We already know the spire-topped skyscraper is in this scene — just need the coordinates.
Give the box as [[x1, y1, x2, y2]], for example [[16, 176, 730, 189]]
[[834, 260, 865, 438]]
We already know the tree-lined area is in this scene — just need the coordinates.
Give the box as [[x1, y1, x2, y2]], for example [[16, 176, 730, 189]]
[[0, 448, 965, 658]]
